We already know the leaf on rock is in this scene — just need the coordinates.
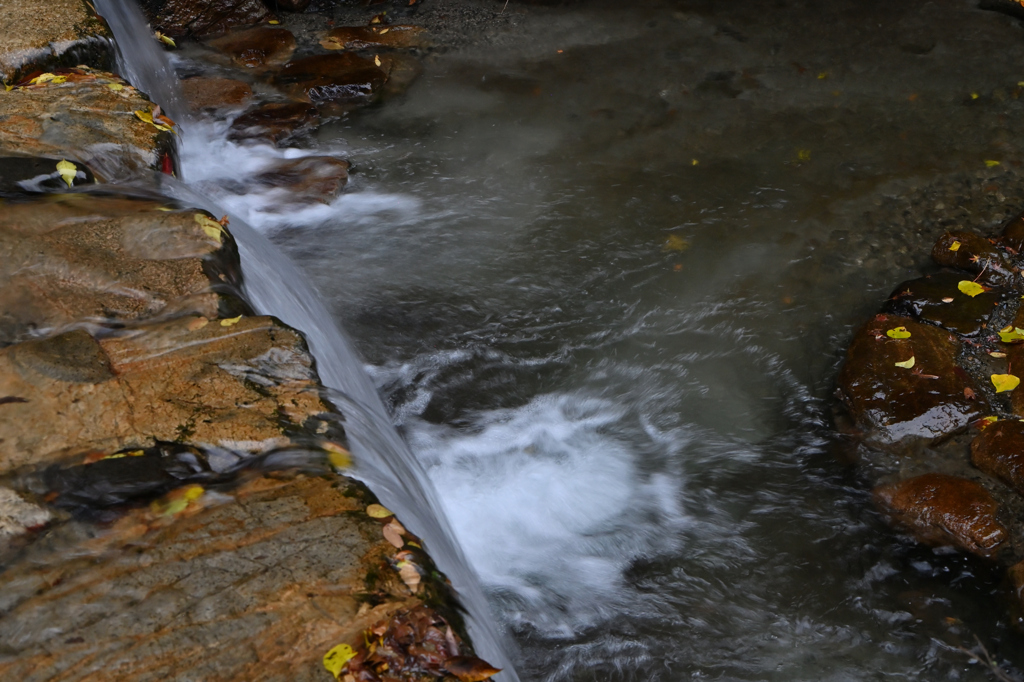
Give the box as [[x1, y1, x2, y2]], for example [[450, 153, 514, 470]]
[[383, 520, 405, 548], [134, 108, 176, 133], [324, 442, 352, 470], [977, 415, 999, 429], [154, 31, 176, 47], [397, 560, 421, 591], [187, 316, 209, 331], [663, 234, 689, 252], [445, 656, 503, 682], [194, 213, 224, 243], [55, 159, 77, 188], [323, 643, 356, 679], [958, 280, 986, 297], [894, 356, 915, 369], [219, 315, 242, 327], [366, 503, 393, 518], [999, 326, 1024, 343], [992, 373, 1020, 393], [151, 485, 204, 516], [886, 326, 911, 339], [985, 160, 1001, 168], [948, 240, 961, 251]]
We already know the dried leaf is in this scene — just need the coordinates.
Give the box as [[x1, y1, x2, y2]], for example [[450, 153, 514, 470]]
[[992, 373, 1020, 393], [990, 351, 1008, 358], [886, 326, 911, 339], [323, 643, 356, 679], [383, 520, 404, 548], [894, 356, 915, 369], [55, 159, 77, 188], [445, 656, 502, 682], [948, 240, 961, 251], [978, 415, 999, 429], [957, 280, 986, 297], [397, 561, 421, 591], [134, 108, 176, 133], [219, 315, 242, 327], [941, 297, 954, 303], [187, 316, 209, 331], [374, 54, 382, 67], [366, 503, 393, 518], [194, 213, 224, 243]]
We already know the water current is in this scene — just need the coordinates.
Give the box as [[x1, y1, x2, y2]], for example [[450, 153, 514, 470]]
[[100, 0, 1024, 679]]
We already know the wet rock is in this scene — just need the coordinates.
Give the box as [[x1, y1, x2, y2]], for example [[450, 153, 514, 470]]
[[980, 0, 1024, 22], [269, 0, 310, 11], [136, 0, 275, 38], [0, 155, 95, 196], [1000, 210, 1024, 253], [932, 230, 1015, 286], [275, 53, 387, 111], [0, 486, 51, 539], [873, 473, 1008, 558], [971, 420, 1024, 495], [320, 25, 428, 51], [0, 474, 450, 681], [0, 68, 172, 181], [0, 196, 238, 345], [255, 155, 349, 203], [228, 100, 319, 144], [206, 26, 295, 69], [836, 316, 987, 446], [181, 76, 253, 111], [882, 270, 1001, 337], [378, 52, 425, 100], [0, 314, 334, 470], [0, 0, 111, 82]]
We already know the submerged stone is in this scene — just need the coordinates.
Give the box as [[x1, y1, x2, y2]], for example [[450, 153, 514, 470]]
[[971, 419, 1024, 496], [136, 0, 275, 38], [320, 25, 428, 51], [181, 76, 252, 111], [873, 473, 1008, 558], [882, 270, 1001, 337], [932, 230, 1015, 286], [0, 0, 111, 82], [836, 315, 987, 446], [228, 101, 320, 144], [1000, 210, 1024, 254], [206, 26, 296, 68], [275, 53, 388, 110], [254, 155, 350, 203]]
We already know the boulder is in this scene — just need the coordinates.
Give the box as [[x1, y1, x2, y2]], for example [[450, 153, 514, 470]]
[[206, 26, 295, 69], [136, 0, 275, 38], [229, 101, 319, 144], [0, 68, 173, 181], [275, 53, 387, 111], [0, 315, 335, 471], [836, 315, 987, 446], [181, 76, 253, 110], [320, 25, 428, 51], [0, 473, 475, 681], [932, 230, 1015, 286], [971, 419, 1024, 495], [882, 270, 1002, 337], [0, 155, 95, 196], [0, 196, 239, 346], [873, 473, 1008, 559], [0, 0, 111, 83], [255, 155, 349, 203]]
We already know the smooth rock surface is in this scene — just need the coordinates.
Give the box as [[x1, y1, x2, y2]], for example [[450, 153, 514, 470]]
[[882, 270, 1002, 337], [207, 26, 295, 68], [0, 0, 110, 82], [229, 101, 319, 144], [137, 0, 275, 38], [932, 230, 1015, 286], [181, 76, 253, 110], [836, 315, 987, 446], [873, 473, 1008, 558], [275, 53, 387, 110], [255, 156, 349, 203], [971, 419, 1024, 495]]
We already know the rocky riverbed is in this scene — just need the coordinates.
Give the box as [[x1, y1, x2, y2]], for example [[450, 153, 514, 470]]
[[0, 0, 501, 680]]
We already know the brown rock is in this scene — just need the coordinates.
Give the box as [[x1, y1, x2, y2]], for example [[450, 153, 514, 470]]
[[0, 196, 236, 346], [932, 230, 1015, 286], [0, 69, 171, 181], [882, 270, 1001, 337], [1000, 210, 1024, 253], [228, 101, 320, 144], [255, 156, 349, 203], [0, 0, 110, 82], [206, 26, 296, 69], [971, 419, 1024, 495], [137, 0, 276, 38], [181, 76, 253, 110], [836, 315, 987, 446], [0, 155, 96, 195], [269, 0, 310, 11], [320, 25, 428, 51], [873, 473, 1008, 558], [0, 315, 332, 471], [0, 474, 439, 681], [275, 53, 387, 110]]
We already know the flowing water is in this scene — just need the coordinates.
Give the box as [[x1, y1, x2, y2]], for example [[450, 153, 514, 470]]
[[98, 0, 1024, 679]]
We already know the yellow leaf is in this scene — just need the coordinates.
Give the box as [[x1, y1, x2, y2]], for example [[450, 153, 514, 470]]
[[323, 643, 355, 679], [154, 31, 176, 47], [971, 92, 980, 99], [958, 280, 985, 297], [691, 158, 699, 166], [948, 240, 961, 251], [978, 415, 999, 429], [374, 54, 382, 67], [219, 315, 242, 327], [886, 326, 911, 339], [998, 327, 1024, 343], [992, 374, 1020, 393], [30, 73, 56, 84], [268, 19, 280, 24], [134, 108, 175, 133], [663, 234, 689, 252], [817, 71, 828, 79], [55, 159, 77, 188], [325, 442, 352, 469], [990, 351, 1008, 358], [195, 213, 224, 243], [797, 149, 811, 162], [107, 82, 124, 91], [366, 503, 394, 518], [894, 356, 915, 369], [985, 160, 1001, 168]]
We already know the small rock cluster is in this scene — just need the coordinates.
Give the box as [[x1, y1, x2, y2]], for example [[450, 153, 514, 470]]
[[837, 210, 1024, 626]]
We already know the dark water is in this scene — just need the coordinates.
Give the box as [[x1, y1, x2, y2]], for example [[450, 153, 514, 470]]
[[170, 0, 1024, 679]]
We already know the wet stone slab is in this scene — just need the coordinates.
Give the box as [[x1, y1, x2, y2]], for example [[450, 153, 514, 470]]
[[882, 269, 1002, 337], [206, 26, 296, 69], [0, 0, 110, 83]]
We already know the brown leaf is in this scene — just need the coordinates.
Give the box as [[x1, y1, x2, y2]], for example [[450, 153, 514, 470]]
[[445, 655, 502, 682], [383, 520, 404, 548]]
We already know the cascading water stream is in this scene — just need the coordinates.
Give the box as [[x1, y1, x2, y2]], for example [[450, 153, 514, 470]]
[[92, 1, 519, 677]]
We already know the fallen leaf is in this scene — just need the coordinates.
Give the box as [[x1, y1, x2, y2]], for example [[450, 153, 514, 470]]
[[324, 442, 352, 469], [187, 316, 209, 331], [366, 503, 393, 518], [949, 240, 961, 251], [965, 387, 976, 399], [152, 485, 204, 516], [894, 356, 915, 369], [941, 297, 954, 303], [195, 213, 224, 243], [445, 656, 502, 682], [691, 158, 699, 166], [998, 326, 1024, 343], [134, 108, 176, 133], [977, 415, 999, 429], [397, 561, 421, 591], [268, 19, 280, 24], [663, 234, 689, 252], [154, 31, 176, 47], [992, 373, 1020, 393], [383, 519, 405, 548], [374, 54, 382, 67], [990, 351, 1008, 358], [958, 280, 986, 297], [886, 326, 911, 339], [55, 159, 77, 188], [323, 643, 356, 679], [796, 149, 811, 162], [985, 160, 1001, 168], [817, 71, 828, 79], [106, 82, 124, 91], [219, 315, 242, 327]]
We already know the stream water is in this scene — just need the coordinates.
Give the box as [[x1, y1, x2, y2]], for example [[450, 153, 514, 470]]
[[99, 0, 1024, 679]]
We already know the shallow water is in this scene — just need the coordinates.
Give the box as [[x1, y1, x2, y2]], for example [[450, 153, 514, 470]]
[[173, 0, 1024, 679]]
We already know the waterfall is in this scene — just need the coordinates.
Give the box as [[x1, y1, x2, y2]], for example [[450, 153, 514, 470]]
[[92, 1, 519, 677]]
